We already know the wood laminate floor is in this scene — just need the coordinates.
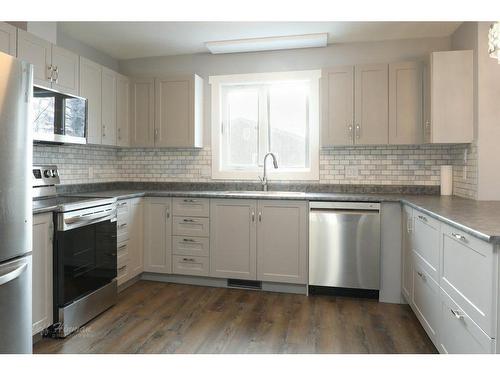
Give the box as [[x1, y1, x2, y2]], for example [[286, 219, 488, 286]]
[[34, 281, 437, 354]]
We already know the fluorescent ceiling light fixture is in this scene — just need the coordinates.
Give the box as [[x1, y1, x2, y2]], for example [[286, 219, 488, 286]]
[[205, 33, 328, 54]]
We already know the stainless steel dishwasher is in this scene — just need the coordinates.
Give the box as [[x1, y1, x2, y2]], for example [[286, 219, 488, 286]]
[[309, 202, 380, 296]]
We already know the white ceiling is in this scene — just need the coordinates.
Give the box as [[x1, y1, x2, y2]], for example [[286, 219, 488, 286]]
[[58, 21, 462, 60]]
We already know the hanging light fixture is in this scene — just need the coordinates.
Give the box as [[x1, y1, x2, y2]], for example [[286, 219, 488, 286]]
[[489, 22, 500, 63]]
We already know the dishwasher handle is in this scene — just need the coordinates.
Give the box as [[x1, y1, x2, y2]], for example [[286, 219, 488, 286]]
[[309, 201, 380, 211]]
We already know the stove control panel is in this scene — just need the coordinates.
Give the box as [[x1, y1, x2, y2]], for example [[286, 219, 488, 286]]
[[33, 165, 60, 187]]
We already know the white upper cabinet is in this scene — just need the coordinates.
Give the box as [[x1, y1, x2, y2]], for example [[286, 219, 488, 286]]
[[17, 29, 79, 94], [17, 29, 52, 87], [321, 66, 354, 146], [101, 67, 117, 146], [80, 57, 102, 145], [424, 50, 473, 144], [354, 64, 389, 145], [389, 61, 423, 144], [51, 45, 79, 96], [0, 22, 17, 56], [155, 74, 203, 148], [116, 74, 130, 147], [130, 78, 155, 147]]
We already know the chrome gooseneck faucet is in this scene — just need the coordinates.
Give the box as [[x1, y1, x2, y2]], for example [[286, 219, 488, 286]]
[[259, 152, 278, 191]]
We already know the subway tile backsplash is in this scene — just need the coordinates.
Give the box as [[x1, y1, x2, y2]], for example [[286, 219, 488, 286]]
[[33, 143, 476, 198]]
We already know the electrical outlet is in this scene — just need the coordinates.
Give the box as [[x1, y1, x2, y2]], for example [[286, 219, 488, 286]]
[[346, 166, 359, 178]]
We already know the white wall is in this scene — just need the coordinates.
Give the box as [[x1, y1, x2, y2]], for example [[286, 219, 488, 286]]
[[120, 36, 451, 145], [27, 22, 57, 44]]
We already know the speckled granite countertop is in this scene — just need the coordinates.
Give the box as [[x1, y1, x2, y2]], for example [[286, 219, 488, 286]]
[[33, 187, 500, 244]]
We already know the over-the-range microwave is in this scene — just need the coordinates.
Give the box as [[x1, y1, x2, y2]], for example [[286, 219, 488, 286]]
[[32, 86, 88, 144]]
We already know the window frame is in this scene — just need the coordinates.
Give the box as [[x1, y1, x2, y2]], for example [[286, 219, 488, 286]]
[[210, 70, 320, 181]]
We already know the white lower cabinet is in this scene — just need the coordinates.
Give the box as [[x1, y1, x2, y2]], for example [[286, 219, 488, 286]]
[[403, 204, 498, 354], [256, 200, 308, 284], [401, 205, 413, 301], [144, 198, 172, 273], [32, 213, 53, 336], [411, 260, 440, 347], [128, 198, 144, 278], [210, 199, 257, 280], [439, 289, 496, 354]]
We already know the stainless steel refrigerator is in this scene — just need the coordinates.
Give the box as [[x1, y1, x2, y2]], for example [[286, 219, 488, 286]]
[[0, 51, 33, 353]]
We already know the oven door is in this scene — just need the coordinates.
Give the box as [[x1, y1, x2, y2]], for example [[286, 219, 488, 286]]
[[33, 86, 87, 145], [54, 219, 117, 308]]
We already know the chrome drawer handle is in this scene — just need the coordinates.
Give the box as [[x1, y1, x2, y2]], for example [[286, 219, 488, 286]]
[[183, 199, 197, 203], [451, 233, 467, 242], [182, 258, 195, 262], [450, 309, 464, 320], [417, 271, 426, 281], [119, 223, 128, 228], [118, 265, 127, 272], [183, 219, 196, 223], [118, 202, 127, 207], [418, 215, 427, 222], [118, 244, 127, 250], [183, 238, 196, 243]]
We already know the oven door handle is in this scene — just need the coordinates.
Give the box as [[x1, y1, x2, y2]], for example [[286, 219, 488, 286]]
[[64, 211, 114, 225]]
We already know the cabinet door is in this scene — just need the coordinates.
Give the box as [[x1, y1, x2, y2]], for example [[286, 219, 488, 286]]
[[321, 66, 354, 146], [79, 57, 102, 144], [144, 198, 172, 273], [354, 64, 389, 145], [116, 74, 130, 147], [17, 29, 52, 87], [210, 199, 257, 280], [128, 198, 144, 278], [0, 22, 17, 56], [155, 76, 191, 147], [101, 67, 117, 146], [430, 50, 473, 143], [257, 200, 307, 284], [389, 61, 423, 144], [51, 45, 79, 96], [401, 205, 413, 301], [32, 213, 53, 335], [130, 78, 155, 147]]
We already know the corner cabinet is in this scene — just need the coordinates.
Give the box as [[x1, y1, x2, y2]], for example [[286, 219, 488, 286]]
[[144, 198, 172, 273], [32, 213, 53, 336], [424, 50, 473, 144], [0, 22, 17, 56], [256, 200, 308, 284], [401, 204, 413, 301]]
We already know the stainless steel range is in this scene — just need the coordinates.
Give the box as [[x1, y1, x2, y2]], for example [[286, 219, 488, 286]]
[[33, 165, 118, 337]]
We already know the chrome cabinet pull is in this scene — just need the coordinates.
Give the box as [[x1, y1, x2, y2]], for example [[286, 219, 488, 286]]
[[53, 65, 59, 83], [451, 233, 467, 242], [118, 265, 127, 272], [450, 309, 464, 320], [183, 199, 197, 203], [258, 212, 262, 222], [118, 201, 127, 207], [165, 208, 170, 219], [118, 127, 121, 141], [118, 244, 127, 251], [183, 238, 196, 243], [154, 128, 159, 140], [47, 65, 54, 81], [417, 271, 426, 281], [417, 215, 427, 222], [355, 124, 361, 139], [119, 223, 127, 228], [182, 258, 195, 262], [407, 218, 412, 233], [183, 219, 195, 223], [251, 211, 255, 222]]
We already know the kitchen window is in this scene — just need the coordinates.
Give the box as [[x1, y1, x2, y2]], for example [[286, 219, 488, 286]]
[[210, 70, 320, 180]]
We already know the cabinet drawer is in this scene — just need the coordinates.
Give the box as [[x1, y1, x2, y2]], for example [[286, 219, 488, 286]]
[[439, 289, 495, 354], [117, 263, 129, 286], [117, 241, 129, 258], [172, 255, 209, 276], [411, 261, 440, 346], [173, 198, 209, 217], [173, 216, 210, 237], [173, 236, 209, 257], [413, 210, 440, 279], [117, 230, 129, 243], [117, 200, 129, 217], [440, 223, 496, 336]]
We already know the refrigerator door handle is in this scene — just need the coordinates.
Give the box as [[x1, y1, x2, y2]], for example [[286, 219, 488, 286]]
[[0, 263, 28, 286]]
